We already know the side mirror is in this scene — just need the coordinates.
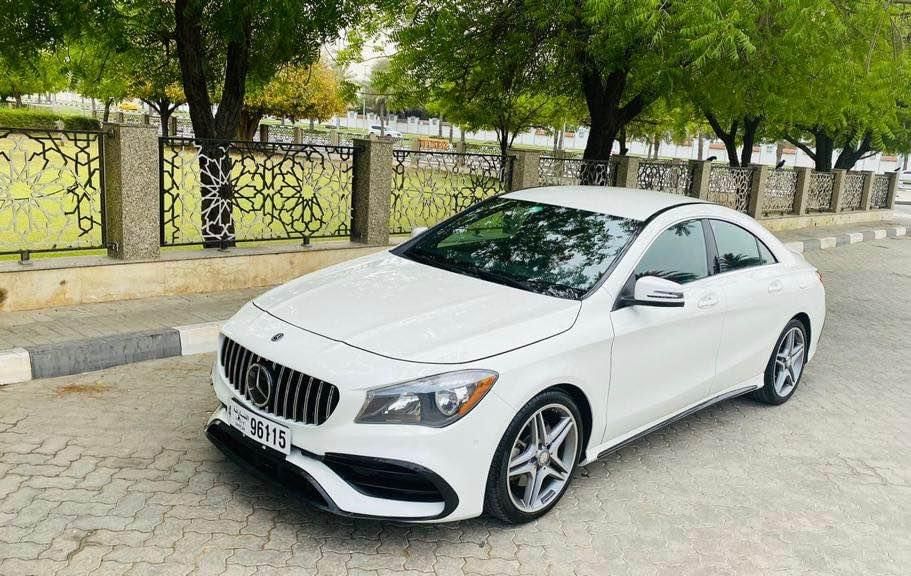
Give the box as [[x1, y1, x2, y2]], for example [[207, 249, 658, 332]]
[[411, 227, 429, 239], [624, 276, 685, 308]]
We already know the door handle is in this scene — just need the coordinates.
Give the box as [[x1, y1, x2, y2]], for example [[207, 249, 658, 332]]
[[697, 293, 719, 309], [768, 280, 784, 294]]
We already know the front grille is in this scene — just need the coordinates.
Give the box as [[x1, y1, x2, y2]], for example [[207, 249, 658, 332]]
[[220, 337, 340, 425]]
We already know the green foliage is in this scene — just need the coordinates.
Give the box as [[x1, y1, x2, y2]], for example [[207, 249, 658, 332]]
[[245, 62, 346, 121], [0, 51, 66, 102], [385, 0, 579, 154], [0, 107, 100, 130]]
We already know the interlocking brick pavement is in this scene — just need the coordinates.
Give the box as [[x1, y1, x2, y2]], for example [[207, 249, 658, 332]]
[[0, 237, 909, 575]]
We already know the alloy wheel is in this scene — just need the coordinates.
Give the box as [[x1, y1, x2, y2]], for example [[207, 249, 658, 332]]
[[773, 326, 806, 397], [507, 403, 578, 513]]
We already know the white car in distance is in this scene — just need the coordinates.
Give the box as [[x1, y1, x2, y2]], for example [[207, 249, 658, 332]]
[[205, 187, 826, 523], [367, 124, 402, 139]]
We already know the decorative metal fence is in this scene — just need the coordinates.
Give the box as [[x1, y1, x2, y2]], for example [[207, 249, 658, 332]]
[[538, 157, 617, 187], [841, 173, 865, 211], [808, 172, 835, 212], [870, 174, 890, 208], [389, 150, 513, 235], [0, 128, 106, 255], [175, 117, 194, 138], [159, 138, 354, 246], [762, 169, 799, 216], [708, 166, 754, 213], [636, 161, 694, 195]]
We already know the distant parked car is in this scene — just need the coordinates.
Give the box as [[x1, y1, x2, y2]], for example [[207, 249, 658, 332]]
[[368, 124, 402, 139], [118, 101, 140, 112], [204, 187, 826, 524]]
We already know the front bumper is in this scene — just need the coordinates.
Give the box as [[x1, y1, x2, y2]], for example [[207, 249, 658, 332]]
[[205, 414, 459, 521]]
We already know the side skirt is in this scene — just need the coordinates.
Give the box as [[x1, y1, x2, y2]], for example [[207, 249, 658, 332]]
[[591, 384, 760, 462]]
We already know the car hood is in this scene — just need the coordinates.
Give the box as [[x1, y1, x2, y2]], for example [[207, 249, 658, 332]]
[[253, 251, 581, 364]]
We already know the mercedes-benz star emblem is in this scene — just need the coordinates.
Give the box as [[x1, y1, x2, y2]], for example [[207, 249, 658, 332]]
[[271, 333, 284, 342], [245, 363, 273, 409]]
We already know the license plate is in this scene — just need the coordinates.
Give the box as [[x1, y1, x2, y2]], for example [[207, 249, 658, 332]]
[[226, 401, 290, 455]]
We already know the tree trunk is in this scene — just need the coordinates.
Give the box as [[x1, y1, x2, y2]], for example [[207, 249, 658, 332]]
[[103, 98, 113, 122], [159, 107, 173, 138], [237, 108, 262, 141], [309, 118, 315, 130], [704, 111, 740, 167], [580, 64, 649, 174], [739, 116, 762, 167], [13, 94, 22, 107], [698, 133, 704, 160], [174, 0, 252, 247], [833, 132, 873, 171], [438, 115, 443, 138], [618, 126, 629, 156], [812, 130, 834, 171]]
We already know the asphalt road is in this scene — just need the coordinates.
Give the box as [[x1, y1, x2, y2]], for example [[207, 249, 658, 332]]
[[1, 237, 909, 576]]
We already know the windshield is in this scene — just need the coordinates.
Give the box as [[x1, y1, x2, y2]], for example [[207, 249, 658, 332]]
[[396, 197, 642, 299]]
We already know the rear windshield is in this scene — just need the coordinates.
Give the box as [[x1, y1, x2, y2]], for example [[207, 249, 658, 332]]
[[397, 197, 641, 299]]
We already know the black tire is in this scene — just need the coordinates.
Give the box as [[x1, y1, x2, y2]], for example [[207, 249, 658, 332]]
[[484, 389, 583, 524], [751, 318, 808, 405]]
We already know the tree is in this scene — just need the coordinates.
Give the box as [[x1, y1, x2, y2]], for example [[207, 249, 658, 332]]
[[0, 52, 65, 106], [172, 0, 367, 245], [774, 1, 910, 171], [65, 37, 132, 121], [386, 0, 571, 156], [239, 62, 346, 139], [121, 0, 186, 136]]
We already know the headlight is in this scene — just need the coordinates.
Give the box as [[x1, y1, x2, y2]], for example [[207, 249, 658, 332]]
[[355, 370, 498, 427]]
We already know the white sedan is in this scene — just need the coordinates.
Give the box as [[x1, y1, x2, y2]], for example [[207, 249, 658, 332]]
[[205, 186, 826, 523]]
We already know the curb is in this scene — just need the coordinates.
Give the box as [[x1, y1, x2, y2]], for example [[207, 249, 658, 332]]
[[782, 225, 906, 254], [0, 322, 224, 386]]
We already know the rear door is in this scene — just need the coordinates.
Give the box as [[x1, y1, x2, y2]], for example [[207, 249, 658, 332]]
[[605, 219, 727, 441], [707, 219, 791, 393]]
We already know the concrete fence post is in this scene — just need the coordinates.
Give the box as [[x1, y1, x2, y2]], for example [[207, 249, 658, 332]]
[[168, 116, 177, 137], [259, 124, 269, 143], [793, 167, 812, 215], [508, 149, 542, 191], [293, 127, 303, 145], [688, 160, 713, 199], [747, 165, 770, 219], [859, 170, 876, 211], [614, 156, 640, 188], [102, 123, 161, 260], [886, 171, 899, 209], [142, 114, 150, 125], [351, 138, 392, 246], [115, 111, 125, 123], [830, 169, 847, 212], [329, 131, 340, 147]]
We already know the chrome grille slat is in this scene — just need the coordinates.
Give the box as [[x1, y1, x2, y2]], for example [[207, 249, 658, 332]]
[[218, 337, 339, 425], [290, 372, 304, 421]]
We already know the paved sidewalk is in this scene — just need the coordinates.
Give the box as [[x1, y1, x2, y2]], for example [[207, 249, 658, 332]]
[[0, 220, 908, 386]]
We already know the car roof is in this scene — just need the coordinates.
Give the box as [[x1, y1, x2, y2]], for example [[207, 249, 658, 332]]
[[505, 186, 703, 221]]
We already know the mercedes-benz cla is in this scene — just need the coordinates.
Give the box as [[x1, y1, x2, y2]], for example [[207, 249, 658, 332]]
[[205, 186, 826, 523]]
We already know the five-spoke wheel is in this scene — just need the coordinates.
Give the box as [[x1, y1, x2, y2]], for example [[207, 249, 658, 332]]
[[753, 318, 809, 405], [485, 390, 582, 523]]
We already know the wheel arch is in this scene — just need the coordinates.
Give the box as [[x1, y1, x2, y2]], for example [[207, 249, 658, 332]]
[[792, 312, 811, 345], [548, 383, 594, 462]]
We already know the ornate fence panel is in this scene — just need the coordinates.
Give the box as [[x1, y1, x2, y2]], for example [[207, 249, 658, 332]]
[[269, 125, 295, 144], [870, 174, 890, 208], [636, 161, 694, 195], [0, 128, 106, 255], [175, 117, 194, 138], [841, 173, 865, 211], [808, 172, 835, 212], [465, 143, 501, 156], [538, 157, 617, 187], [160, 138, 354, 246], [389, 151, 513, 235], [707, 166, 754, 213], [762, 169, 799, 216]]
